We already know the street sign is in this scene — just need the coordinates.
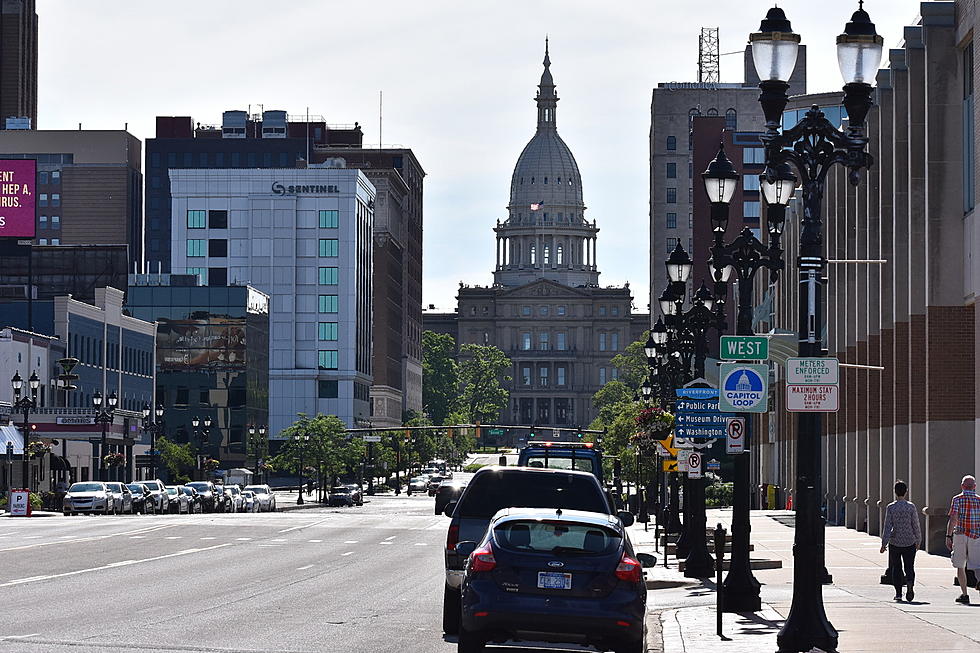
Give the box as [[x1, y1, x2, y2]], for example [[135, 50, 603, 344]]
[[706, 458, 721, 471], [786, 358, 839, 385], [657, 434, 678, 457], [687, 451, 703, 478], [726, 417, 746, 454], [662, 459, 678, 473], [786, 384, 839, 412], [56, 416, 95, 425], [719, 336, 769, 360], [8, 489, 29, 516], [363, 435, 382, 443], [718, 363, 769, 413], [488, 428, 504, 436], [677, 449, 692, 472]]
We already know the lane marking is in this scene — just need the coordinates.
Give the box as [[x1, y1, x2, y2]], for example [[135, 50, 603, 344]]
[[341, 551, 354, 556], [0, 543, 233, 588], [0, 524, 171, 552], [384, 536, 396, 541], [297, 565, 313, 570], [235, 538, 252, 541], [414, 542, 428, 546], [344, 540, 358, 544], [199, 537, 216, 540], [277, 516, 333, 534], [307, 539, 322, 543], [0, 634, 40, 640], [272, 539, 287, 542], [379, 541, 393, 545], [165, 536, 182, 540]]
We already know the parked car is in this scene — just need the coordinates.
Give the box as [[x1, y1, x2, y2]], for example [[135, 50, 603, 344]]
[[212, 483, 229, 512], [185, 481, 220, 512], [105, 482, 133, 515], [243, 484, 276, 512], [126, 483, 156, 514], [181, 486, 203, 513], [63, 482, 113, 515], [140, 479, 170, 513], [441, 466, 633, 635], [434, 480, 467, 516], [456, 508, 647, 653], [241, 490, 259, 513], [343, 483, 364, 506], [224, 485, 244, 512], [165, 485, 191, 514], [409, 476, 429, 494]]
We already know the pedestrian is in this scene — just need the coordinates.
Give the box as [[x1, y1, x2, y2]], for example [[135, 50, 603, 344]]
[[947, 474, 980, 604], [880, 480, 920, 602]]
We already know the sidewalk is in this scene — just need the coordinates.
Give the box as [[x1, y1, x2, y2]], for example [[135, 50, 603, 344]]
[[631, 509, 980, 653]]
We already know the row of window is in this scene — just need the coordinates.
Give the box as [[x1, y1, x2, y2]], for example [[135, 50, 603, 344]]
[[151, 150, 303, 169], [38, 170, 61, 185], [70, 333, 153, 376], [518, 331, 620, 352], [520, 365, 570, 387], [665, 213, 694, 229], [517, 176, 575, 186], [38, 215, 61, 229], [186, 209, 339, 230], [37, 238, 60, 245], [39, 193, 60, 208], [186, 238, 341, 259]]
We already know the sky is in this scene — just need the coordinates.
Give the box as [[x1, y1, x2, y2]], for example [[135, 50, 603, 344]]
[[38, 0, 922, 311]]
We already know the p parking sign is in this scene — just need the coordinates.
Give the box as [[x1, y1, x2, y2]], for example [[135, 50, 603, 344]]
[[718, 363, 768, 413]]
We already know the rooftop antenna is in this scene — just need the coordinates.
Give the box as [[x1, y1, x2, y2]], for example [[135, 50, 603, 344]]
[[379, 90, 383, 149], [698, 27, 720, 83]]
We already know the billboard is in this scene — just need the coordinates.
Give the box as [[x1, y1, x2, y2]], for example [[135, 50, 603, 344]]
[[0, 159, 36, 239]]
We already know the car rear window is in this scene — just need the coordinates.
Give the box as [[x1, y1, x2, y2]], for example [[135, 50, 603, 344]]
[[457, 471, 608, 519], [494, 520, 621, 555], [523, 455, 595, 473]]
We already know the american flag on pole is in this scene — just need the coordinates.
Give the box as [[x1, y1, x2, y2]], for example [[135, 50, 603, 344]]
[[530, 201, 545, 211]]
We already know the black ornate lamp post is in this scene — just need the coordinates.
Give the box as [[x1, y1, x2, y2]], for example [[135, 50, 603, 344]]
[[749, 4, 882, 651], [649, 321, 683, 536], [248, 425, 268, 483], [11, 371, 39, 491], [704, 143, 793, 612], [294, 432, 309, 505], [141, 404, 165, 481], [93, 390, 118, 482]]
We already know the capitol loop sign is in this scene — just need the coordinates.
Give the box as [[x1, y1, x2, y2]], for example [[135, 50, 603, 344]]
[[718, 363, 769, 413]]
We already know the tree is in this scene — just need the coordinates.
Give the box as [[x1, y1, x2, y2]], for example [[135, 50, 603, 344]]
[[157, 436, 195, 483], [271, 414, 364, 488], [422, 331, 459, 425], [610, 330, 651, 390], [456, 344, 512, 425]]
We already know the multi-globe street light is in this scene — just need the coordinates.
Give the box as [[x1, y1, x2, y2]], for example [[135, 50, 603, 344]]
[[11, 371, 39, 491], [294, 432, 310, 505], [141, 403, 165, 481], [93, 390, 118, 482], [248, 424, 268, 482], [749, 4, 882, 651]]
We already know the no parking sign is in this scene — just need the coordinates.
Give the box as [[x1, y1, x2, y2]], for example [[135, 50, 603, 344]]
[[726, 417, 746, 455], [718, 363, 768, 413], [687, 451, 702, 479]]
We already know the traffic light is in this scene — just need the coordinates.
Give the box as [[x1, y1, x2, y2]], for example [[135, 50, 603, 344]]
[[404, 429, 411, 442]]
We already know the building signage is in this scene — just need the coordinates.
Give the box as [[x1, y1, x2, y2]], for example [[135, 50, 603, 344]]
[[0, 159, 36, 238], [718, 363, 769, 413], [786, 384, 840, 412], [56, 416, 96, 425], [271, 182, 340, 196], [786, 358, 839, 385], [719, 336, 769, 360], [726, 417, 746, 454]]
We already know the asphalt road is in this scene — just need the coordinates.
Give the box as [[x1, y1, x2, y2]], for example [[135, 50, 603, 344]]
[[0, 483, 662, 653]]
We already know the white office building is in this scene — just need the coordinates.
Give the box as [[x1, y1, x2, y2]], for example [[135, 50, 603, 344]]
[[170, 167, 375, 435]]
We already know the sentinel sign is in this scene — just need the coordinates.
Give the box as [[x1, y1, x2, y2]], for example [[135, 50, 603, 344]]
[[0, 159, 35, 238]]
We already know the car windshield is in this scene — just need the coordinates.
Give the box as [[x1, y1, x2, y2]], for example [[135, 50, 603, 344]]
[[494, 520, 621, 555], [228, 487, 240, 495], [244, 486, 267, 494], [242, 492, 254, 497], [524, 454, 595, 473], [331, 487, 350, 494], [186, 483, 209, 491], [69, 483, 103, 492], [457, 472, 609, 519], [182, 488, 195, 495], [126, 484, 144, 493], [105, 483, 121, 491], [143, 481, 162, 491], [165, 488, 178, 495]]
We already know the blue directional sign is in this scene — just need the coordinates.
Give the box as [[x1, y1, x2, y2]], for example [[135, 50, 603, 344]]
[[674, 387, 733, 439]]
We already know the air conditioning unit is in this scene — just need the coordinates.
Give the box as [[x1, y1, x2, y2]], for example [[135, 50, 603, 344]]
[[0, 285, 27, 299]]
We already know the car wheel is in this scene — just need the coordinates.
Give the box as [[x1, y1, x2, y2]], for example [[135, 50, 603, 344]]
[[615, 639, 646, 653], [457, 625, 485, 652], [442, 585, 461, 635], [63, 511, 70, 517]]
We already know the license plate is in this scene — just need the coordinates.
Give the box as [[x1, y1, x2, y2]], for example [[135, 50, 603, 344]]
[[537, 571, 572, 590]]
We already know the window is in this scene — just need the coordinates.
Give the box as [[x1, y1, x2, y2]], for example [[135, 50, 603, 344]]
[[317, 380, 338, 399], [39, 193, 47, 207], [743, 147, 765, 164], [743, 201, 761, 218], [319, 210, 339, 228], [599, 305, 607, 316], [556, 332, 567, 351], [666, 135, 676, 151], [521, 366, 532, 385], [521, 305, 531, 316], [38, 238, 47, 245], [666, 212, 677, 229], [689, 213, 694, 229], [539, 367, 549, 387], [612, 333, 620, 350], [187, 239, 206, 257], [666, 188, 677, 204], [51, 215, 60, 228], [611, 368, 619, 380], [39, 171, 48, 184], [599, 333, 607, 351], [51, 170, 60, 184], [557, 366, 567, 386], [208, 210, 228, 229], [666, 237, 680, 254], [743, 175, 761, 191], [51, 194, 60, 207], [186, 267, 207, 283], [207, 267, 227, 286], [543, 245, 550, 265], [666, 162, 677, 179], [318, 322, 338, 341], [707, 107, 718, 117], [557, 305, 566, 316], [611, 306, 619, 316], [208, 239, 227, 257], [51, 238, 60, 245], [318, 267, 339, 285], [187, 210, 206, 228], [318, 295, 338, 313], [521, 332, 532, 350], [539, 332, 549, 350], [530, 244, 537, 264], [689, 187, 694, 203], [39, 215, 47, 229], [725, 108, 737, 130], [319, 238, 339, 257], [966, 41, 975, 213], [318, 350, 338, 370], [599, 368, 607, 385], [556, 244, 563, 265]]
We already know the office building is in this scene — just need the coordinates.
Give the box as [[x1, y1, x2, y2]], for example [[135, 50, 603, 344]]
[[0, 243, 129, 306], [169, 167, 374, 434], [0, 0, 36, 129]]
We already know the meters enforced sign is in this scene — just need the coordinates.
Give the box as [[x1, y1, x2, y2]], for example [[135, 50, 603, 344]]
[[718, 363, 769, 413]]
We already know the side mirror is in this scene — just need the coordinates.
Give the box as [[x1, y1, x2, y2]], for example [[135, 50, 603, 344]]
[[455, 541, 477, 557], [617, 511, 635, 528], [636, 552, 657, 567], [444, 501, 458, 518]]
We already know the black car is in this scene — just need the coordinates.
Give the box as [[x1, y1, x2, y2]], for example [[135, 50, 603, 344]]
[[126, 483, 156, 514], [441, 466, 634, 635], [185, 482, 220, 512], [182, 486, 202, 513], [456, 508, 647, 653], [328, 486, 357, 507], [434, 480, 467, 516]]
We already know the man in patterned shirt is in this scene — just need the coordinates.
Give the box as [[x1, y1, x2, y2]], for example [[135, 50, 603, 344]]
[[947, 475, 980, 604], [880, 480, 920, 601]]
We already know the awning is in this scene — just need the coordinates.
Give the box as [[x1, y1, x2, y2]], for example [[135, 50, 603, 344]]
[[0, 425, 23, 455], [50, 456, 71, 471]]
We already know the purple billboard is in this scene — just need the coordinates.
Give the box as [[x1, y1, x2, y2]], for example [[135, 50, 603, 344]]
[[0, 159, 36, 238]]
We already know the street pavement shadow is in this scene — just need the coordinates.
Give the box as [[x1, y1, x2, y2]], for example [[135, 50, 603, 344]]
[[733, 611, 783, 635]]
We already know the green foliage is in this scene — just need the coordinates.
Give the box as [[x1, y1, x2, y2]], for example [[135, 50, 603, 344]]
[[422, 331, 459, 425], [706, 481, 734, 507], [456, 344, 511, 424], [157, 436, 195, 481], [464, 463, 487, 473], [271, 414, 364, 486], [610, 331, 651, 390]]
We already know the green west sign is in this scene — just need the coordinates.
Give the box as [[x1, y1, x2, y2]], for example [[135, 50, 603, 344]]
[[719, 336, 769, 361]]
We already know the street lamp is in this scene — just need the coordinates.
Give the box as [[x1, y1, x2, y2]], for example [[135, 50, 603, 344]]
[[11, 371, 39, 492], [93, 390, 117, 482], [141, 403, 165, 482], [294, 432, 310, 505], [750, 4, 882, 651]]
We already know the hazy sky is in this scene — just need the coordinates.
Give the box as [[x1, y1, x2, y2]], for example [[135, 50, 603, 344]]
[[38, 1, 921, 310]]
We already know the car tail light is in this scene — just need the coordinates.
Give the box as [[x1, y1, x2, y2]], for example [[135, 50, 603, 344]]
[[446, 525, 460, 552], [615, 553, 642, 583], [470, 544, 496, 572]]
